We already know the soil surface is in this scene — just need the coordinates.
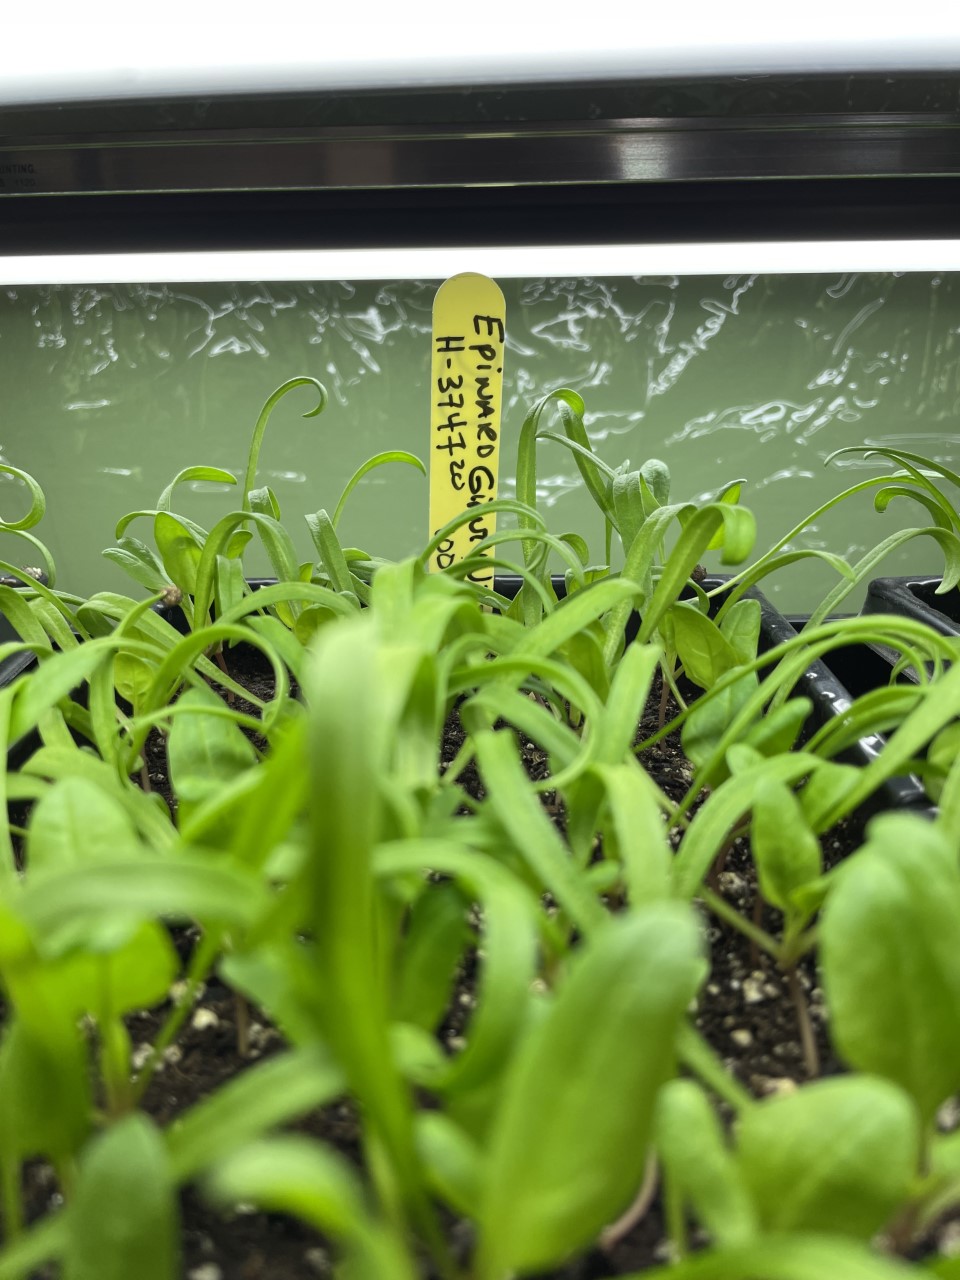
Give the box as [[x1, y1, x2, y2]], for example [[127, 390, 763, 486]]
[[10, 654, 916, 1278]]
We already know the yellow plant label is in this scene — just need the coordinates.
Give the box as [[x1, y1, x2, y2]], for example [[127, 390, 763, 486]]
[[428, 273, 505, 587]]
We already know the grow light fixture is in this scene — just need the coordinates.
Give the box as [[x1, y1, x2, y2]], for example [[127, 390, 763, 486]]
[[4, 240, 960, 286]]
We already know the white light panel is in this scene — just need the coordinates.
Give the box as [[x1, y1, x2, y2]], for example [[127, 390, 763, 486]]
[[4, 3, 960, 105], [1, 242, 960, 287]]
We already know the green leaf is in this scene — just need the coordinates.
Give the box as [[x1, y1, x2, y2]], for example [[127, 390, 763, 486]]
[[153, 511, 201, 596], [156, 465, 236, 511], [302, 620, 434, 1238], [926, 722, 960, 804], [29, 597, 80, 652], [66, 1115, 178, 1280], [374, 839, 539, 1104], [27, 776, 142, 877], [476, 905, 705, 1278], [393, 883, 470, 1031], [632, 503, 756, 653], [415, 1111, 484, 1218], [592, 761, 671, 905], [742, 697, 811, 760], [17, 856, 269, 947], [221, 942, 320, 1048], [248, 484, 281, 519], [9, 640, 115, 746], [240, 377, 327, 514], [21, 746, 176, 854], [640, 458, 671, 507], [559, 626, 610, 704], [168, 1046, 345, 1182], [205, 1135, 417, 1278], [631, 1232, 924, 1280], [672, 752, 825, 900], [704, 479, 744, 549], [55, 922, 177, 1017], [751, 779, 821, 917], [796, 759, 861, 828], [0, 1016, 90, 1163], [681, 669, 758, 774], [718, 597, 761, 664], [511, 577, 641, 661], [736, 1077, 919, 1239], [114, 652, 155, 712], [670, 603, 740, 690], [820, 814, 960, 1124], [611, 469, 646, 550], [474, 728, 608, 939], [167, 685, 258, 816], [0, 463, 45, 531], [102, 536, 169, 593], [656, 1079, 757, 1248], [0, 1215, 69, 1280], [331, 450, 426, 530]]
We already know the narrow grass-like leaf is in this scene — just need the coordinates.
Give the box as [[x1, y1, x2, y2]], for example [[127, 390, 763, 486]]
[[156, 465, 236, 512], [206, 1136, 417, 1280], [18, 856, 268, 941], [474, 729, 608, 938], [241, 377, 326, 512], [592, 761, 671, 904], [168, 1046, 345, 1182], [0, 463, 46, 531], [331, 450, 425, 530]]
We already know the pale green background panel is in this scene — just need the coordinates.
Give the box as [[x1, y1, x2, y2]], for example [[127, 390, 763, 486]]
[[1, 273, 958, 609]]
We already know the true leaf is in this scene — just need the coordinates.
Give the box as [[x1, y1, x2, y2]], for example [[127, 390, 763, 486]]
[[167, 684, 258, 813], [633, 1233, 924, 1280], [751, 778, 821, 917], [742, 696, 811, 760], [735, 1076, 919, 1239], [66, 1115, 178, 1280], [718, 597, 761, 665], [393, 883, 470, 1031], [656, 1079, 757, 1248], [820, 814, 960, 1124], [27, 775, 142, 877], [0, 1016, 90, 1163], [670, 603, 739, 690], [153, 512, 201, 596], [476, 905, 705, 1278]]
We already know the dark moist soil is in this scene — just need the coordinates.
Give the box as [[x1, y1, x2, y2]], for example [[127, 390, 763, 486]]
[[14, 658, 906, 1279]]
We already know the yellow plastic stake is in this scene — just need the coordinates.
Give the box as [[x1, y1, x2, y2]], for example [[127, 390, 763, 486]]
[[428, 273, 506, 588]]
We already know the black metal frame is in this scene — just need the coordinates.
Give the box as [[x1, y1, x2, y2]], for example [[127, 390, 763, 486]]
[[3, 71, 960, 255]]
